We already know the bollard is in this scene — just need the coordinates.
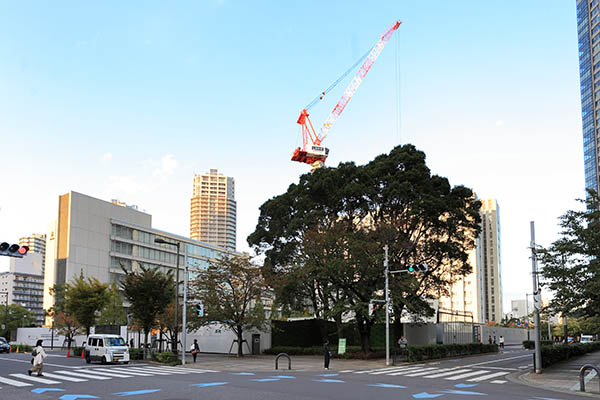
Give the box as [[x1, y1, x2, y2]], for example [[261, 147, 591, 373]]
[[275, 353, 291, 370], [579, 364, 600, 393]]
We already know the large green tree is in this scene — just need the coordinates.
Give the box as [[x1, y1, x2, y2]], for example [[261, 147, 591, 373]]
[[97, 283, 127, 326], [188, 255, 268, 357], [248, 145, 481, 352], [539, 191, 600, 328], [120, 266, 174, 358], [0, 304, 36, 338], [64, 273, 110, 336]]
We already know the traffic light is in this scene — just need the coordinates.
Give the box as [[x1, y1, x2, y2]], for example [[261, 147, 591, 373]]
[[195, 303, 204, 317], [408, 264, 429, 273], [0, 242, 28, 258], [368, 302, 374, 317]]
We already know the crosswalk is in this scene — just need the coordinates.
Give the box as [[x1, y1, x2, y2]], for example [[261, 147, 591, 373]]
[[0, 365, 217, 390], [345, 365, 510, 384]]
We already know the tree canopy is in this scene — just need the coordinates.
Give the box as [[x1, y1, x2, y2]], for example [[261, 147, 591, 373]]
[[64, 272, 110, 336], [248, 144, 481, 352], [539, 191, 600, 318], [189, 255, 268, 357]]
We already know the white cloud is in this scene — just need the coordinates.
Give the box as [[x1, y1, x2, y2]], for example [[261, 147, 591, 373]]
[[495, 120, 504, 127], [101, 153, 113, 163], [153, 154, 178, 179]]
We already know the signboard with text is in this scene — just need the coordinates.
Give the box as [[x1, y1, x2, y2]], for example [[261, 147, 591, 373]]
[[338, 338, 347, 355]]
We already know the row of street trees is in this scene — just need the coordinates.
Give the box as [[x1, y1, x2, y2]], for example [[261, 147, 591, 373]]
[[248, 145, 481, 353]]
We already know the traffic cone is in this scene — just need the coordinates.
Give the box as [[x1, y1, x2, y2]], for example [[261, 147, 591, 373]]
[[9, 346, 12, 353], [81, 349, 85, 359], [66, 349, 70, 358]]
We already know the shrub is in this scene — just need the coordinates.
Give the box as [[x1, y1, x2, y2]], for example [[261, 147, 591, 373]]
[[11, 344, 32, 353], [407, 343, 498, 362], [152, 352, 180, 365], [129, 348, 144, 360], [540, 342, 600, 368], [522, 340, 554, 349]]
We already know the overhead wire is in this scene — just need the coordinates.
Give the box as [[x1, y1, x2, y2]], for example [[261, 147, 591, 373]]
[[304, 45, 375, 111]]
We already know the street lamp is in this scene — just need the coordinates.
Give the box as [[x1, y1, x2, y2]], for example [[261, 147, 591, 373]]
[[154, 237, 180, 355]]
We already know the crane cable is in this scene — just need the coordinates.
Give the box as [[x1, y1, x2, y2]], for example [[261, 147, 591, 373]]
[[304, 44, 375, 112]]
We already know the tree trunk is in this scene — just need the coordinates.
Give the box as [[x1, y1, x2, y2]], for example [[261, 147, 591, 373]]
[[237, 327, 244, 358], [357, 317, 373, 354], [334, 314, 343, 342], [317, 319, 328, 343], [144, 329, 149, 359], [563, 316, 568, 343]]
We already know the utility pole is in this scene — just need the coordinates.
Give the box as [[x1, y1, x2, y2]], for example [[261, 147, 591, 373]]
[[384, 245, 390, 366], [531, 221, 542, 374], [182, 247, 188, 365], [525, 293, 531, 341]]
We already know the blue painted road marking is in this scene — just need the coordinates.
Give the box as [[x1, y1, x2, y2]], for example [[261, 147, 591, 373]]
[[59, 396, 99, 400], [368, 383, 407, 389], [455, 383, 478, 388], [271, 376, 296, 379], [191, 382, 229, 387], [232, 372, 255, 375], [251, 378, 280, 382], [441, 389, 487, 396], [317, 373, 339, 377], [313, 379, 345, 383], [31, 388, 66, 394], [412, 393, 444, 399], [114, 389, 162, 396]]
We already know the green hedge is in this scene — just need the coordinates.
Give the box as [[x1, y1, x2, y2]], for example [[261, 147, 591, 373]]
[[407, 343, 498, 362], [152, 352, 180, 365], [541, 342, 600, 368], [522, 340, 554, 349], [129, 348, 144, 360], [264, 343, 497, 361]]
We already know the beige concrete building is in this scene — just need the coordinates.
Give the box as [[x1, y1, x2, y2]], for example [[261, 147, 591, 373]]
[[190, 169, 237, 250], [438, 198, 502, 323], [19, 233, 47, 273]]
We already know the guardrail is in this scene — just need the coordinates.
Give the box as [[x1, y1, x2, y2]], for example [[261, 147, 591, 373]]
[[579, 364, 600, 392], [275, 353, 291, 370]]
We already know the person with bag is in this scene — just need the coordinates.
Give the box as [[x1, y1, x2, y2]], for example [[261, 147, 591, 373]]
[[28, 339, 47, 376], [190, 339, 200, 363]]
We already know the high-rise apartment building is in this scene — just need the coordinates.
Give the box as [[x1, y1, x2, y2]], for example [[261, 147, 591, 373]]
[[478, 199, 502, 322], [190, 169, 237, 250], [577, 0, 600, 192], [0, 253, 45, 325], [438, 198, 502, 323], [19, 233, 46, 273]]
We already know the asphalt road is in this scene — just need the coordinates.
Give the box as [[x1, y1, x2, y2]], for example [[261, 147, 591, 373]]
[[0, 348, 586, 399]]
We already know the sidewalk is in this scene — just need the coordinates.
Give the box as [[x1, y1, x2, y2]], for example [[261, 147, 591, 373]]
[[516, 351, 600, 397], [181, 353, 387, 372]]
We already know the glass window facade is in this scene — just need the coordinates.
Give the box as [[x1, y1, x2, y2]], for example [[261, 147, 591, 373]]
[[578, 0, 600, 192]]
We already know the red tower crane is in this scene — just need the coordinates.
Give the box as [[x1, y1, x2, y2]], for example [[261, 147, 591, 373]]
[[291, 20, 401, 169]]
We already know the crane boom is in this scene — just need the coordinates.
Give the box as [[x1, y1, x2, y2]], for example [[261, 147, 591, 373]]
[[292, 20, 401, 168]]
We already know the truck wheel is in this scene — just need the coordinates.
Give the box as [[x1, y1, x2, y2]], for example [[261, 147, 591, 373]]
[[101, 356, 107, 365]]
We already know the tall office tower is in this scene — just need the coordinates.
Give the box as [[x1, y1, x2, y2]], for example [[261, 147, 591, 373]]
[[577, 0, 600, 192], [478, 199, 503, 322], [190, 169, 237, 250], [19, 233, 46, 273]]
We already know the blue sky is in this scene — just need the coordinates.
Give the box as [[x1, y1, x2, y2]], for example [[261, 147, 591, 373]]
[[0, 1, 583, 313]]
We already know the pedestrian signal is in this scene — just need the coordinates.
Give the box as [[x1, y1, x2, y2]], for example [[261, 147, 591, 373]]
[[0, 242, 28, 258], [195, 303, 204, 317], [368, 303, 374, 317], [408, 264, 429, 273]]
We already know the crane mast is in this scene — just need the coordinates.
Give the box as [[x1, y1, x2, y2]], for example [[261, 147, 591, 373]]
[[291, 20, 401, 168]]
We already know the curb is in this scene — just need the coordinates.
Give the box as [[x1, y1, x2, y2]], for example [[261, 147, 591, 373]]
[[510, 368, 600, 398]]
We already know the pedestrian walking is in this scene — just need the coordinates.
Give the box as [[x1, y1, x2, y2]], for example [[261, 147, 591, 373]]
[[323, 340, 331, 370], [488, 336, 492, 344], [130, 338, 134, 348], [493, 336, 497, 345], [191, 339, 200, 363], [499, 336, 504, 349], [28, 339, 47, 377], [397, 335, 408, 362]]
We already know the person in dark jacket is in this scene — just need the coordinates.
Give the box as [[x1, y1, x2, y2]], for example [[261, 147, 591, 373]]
[[191, 339, 200, 363], [323, 340, 330, 370]]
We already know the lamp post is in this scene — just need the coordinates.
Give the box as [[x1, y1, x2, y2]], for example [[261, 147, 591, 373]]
[[154, 238, 180, 355]]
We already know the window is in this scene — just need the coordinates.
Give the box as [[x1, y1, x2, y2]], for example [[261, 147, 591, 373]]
[[98, 339, 104, 347]]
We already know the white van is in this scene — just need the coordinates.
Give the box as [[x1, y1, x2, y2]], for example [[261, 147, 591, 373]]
[[85, 334, 130, 364]]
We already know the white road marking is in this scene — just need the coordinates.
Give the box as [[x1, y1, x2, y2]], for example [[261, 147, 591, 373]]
[[77, 369, 133, 378], [356, 366, 412, 374], [389, 367, 439, 376], [425, 369, 473, 378], [122, 367, 170, 375], [139, 366, 188, 374], [10, 373, 61, 384], [0, 356, 81, 368], [339, 370, 354, 373], [94, 368, 152, 376], [461, 354, 532, 368], [0, 375, 32, 387], [53, 370, 111, 380], [371, 367, 412, 375], [491, 380, 507, 384], [467, 371, 510, 382], [444, 370, 491, 380], [404, 368, 450, 377], [41, 372, 88, 382]]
